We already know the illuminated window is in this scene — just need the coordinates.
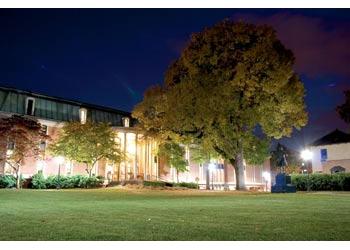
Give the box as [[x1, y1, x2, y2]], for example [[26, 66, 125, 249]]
[[122, 117, 130, 127], [25, 97, 35, 116], [79, 108, 87, 124]]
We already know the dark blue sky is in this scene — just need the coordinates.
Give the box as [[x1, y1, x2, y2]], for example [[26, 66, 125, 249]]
[[1, 9, 349, 149]]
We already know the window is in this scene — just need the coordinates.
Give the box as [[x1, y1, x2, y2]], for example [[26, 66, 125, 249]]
[[25, 97, 35, 115], [41, 125, 48, 135], [122, 117, 130, 127], [7, 141, 15, 150], [39, 141, 46, 151], [320, 148, 328, 162], [330, 166, 345, 174], [79, 108, 87, 124]]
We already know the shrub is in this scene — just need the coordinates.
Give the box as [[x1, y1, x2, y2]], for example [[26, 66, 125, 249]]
[[174, 182, 199, 189], [84, 176, 104, 188], [143, 181, 166, 187], [31, 173, 47, 189], [0, 175, 16, 188], [291, 173, 350, 191]]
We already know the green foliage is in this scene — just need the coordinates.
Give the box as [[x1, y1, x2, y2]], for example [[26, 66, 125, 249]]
[[174, 182, 199, 189], [49, 121, 124, 177], [158, 142, 188, 175], [31, 173, 47, 189], [0, 175, 16, 188], [31, 175, 104, 189], [243, 136, 270, 165], [143, 181, 166, 187], [291, 173, 350, 191], [133, 20, 307, 190], [190, 144, 218, 165]]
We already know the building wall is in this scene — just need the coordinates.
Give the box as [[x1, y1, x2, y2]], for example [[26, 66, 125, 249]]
[[311, 143, 350, 173], [160, 157, 271, 190]]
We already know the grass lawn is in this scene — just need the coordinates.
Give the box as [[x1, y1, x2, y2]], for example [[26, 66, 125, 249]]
[[0, 188, 349, 241]]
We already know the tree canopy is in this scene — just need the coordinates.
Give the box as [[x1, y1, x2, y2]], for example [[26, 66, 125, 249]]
[[0, 115, 49, 188], [133, 20, 307, 189], [49, 121, 124, 177]]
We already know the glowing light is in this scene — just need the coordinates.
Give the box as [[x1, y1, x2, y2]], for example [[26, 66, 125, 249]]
[[54, 156, 65, 164], [262, 171, 271, 182], [300, 149, 313, 161], [36, 160, 45, 171], [79, 108, 87, 124], [208, 163, 216, 171]]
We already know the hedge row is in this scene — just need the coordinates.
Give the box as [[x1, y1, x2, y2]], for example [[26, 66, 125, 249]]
[[31, 173, 104, 189], [143, 181, 199, 189], [291, 173, 350, 191]]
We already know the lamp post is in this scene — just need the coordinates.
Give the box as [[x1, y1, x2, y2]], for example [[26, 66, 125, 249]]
[[300, 149, 313, 192], [54, 156, 65, 189], [262, 171, 271, 192], [208, 163, 216, 190]]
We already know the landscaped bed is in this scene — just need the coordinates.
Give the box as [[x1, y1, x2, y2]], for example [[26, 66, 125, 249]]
[[0, 189, 349, 240]]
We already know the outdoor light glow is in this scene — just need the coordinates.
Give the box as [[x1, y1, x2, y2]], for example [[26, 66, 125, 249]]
[[208, 163, 216, 171], [262, 171, 271, 182], [36, 160, 45, 171], [301, 149, 313, 161], [54, 156, 65, 164]]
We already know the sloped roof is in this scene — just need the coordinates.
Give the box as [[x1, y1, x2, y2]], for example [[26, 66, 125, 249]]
[[0, 85, 134, 126], [311, 129, 350, 146]]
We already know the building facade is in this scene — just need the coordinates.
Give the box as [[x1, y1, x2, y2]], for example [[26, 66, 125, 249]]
[[0, 86, 270, 189], [310, 129, 350, 173]]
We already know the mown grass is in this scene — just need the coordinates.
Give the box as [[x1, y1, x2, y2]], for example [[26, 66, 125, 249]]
[[0, 188, 349, 240]]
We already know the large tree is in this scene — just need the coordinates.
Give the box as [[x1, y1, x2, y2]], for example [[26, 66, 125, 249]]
[[49, 121, 124, 177], [133, 20, 307, 190], [0, 115, 49, 188]]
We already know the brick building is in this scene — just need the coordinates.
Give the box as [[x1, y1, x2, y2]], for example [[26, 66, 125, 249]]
[[0, 85, 270, 189]]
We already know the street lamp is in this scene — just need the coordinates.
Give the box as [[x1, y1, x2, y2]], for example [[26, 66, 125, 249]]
[[300, 149, 313, 191], [208, 163, 216, 190], [54, 156, 65, 189], [262, 171, 271, 192]]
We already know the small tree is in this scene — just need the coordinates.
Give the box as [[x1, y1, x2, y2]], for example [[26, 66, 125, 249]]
[[50, 121, 124, 177], [158, 141, 187, 183], [0, 115, 48, 188]]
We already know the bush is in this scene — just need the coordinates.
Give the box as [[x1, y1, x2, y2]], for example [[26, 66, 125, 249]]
[[0, 175, 16, 188], [84, 176, 104, 188], [143, 181, 166, 187], [31, 173, 47, 189], [291, 173, 350, 191], [174, 182, 199, 189], [29, 174, 104, 189]]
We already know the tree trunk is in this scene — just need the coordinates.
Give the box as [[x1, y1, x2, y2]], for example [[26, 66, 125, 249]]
[[231, 143, 246, 190], [223, 161, 229, 191], [205, 164, 210, 190], [15, 167, 20, 189], [176, 169, 179, 183]]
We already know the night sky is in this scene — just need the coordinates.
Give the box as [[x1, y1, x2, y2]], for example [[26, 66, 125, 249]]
[[1, 9, 349, 150]]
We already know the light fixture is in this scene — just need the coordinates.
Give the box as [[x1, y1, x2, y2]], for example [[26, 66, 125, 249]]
[[208, 163, 216, 171], [262, 171, 271, 182], [300, 149, 313, 161], [54, 156, 65, 164]]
